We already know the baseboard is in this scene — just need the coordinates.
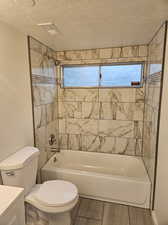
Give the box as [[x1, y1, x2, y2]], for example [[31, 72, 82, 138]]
[[152, 211, 159, 225]]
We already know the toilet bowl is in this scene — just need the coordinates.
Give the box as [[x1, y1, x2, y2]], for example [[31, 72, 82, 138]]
[[26, 180, 78, 213], [0, 147, 78, 225]]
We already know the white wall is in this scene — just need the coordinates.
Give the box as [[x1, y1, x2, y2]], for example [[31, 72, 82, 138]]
[[0, 21, 34, 164], [154, 26, 168, 225]]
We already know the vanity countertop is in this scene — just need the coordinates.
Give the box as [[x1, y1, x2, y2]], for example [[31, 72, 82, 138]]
[[0, 185, 24, 216]]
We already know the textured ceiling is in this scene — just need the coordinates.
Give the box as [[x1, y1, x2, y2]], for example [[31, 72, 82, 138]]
[[0, 0, 168, 51]]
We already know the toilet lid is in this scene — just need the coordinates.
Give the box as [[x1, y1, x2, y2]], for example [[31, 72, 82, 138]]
[[33, 180, 78, 207]]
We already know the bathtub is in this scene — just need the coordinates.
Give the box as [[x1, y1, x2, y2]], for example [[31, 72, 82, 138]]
[[41, 150, 151, 208]]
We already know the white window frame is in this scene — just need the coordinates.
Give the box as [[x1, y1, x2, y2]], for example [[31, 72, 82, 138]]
[[61, 62, 144, 88]]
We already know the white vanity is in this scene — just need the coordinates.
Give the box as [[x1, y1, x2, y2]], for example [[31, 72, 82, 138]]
[[0, 185, 25, 225]]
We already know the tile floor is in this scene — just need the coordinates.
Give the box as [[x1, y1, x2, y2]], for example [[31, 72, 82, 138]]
[[72, 198, 154, 225]]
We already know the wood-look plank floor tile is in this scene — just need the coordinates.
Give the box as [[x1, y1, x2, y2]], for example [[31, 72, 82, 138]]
[[102, 202, 129, 225], [78, 198, 104, 220], [129, 206, 154, 225], [74, 217, 101, 225], [72, 198, 81, 220]]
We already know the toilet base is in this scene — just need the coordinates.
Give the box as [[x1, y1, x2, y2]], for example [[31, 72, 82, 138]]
[[25, 202, 71, 225]]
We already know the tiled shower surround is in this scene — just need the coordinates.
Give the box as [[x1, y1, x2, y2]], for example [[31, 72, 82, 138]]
[[28, 37, 59, 171], [28, 24, 167, 213], [143, 24, 166, 202], [56, 45, 147, 156]]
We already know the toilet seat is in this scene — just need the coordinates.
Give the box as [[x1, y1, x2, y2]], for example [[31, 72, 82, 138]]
[[25, 180, 78, 213], [33, 180, 78, 207]]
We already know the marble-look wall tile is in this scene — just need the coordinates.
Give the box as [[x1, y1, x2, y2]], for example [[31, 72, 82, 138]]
[[59, 119, 66, 133], [68, 134, 82, 150], [38, 147, 48, 169], [134, 121, 143, 138], [142, 25, 165, 205], [46, 103, 55, 124], [139, 45, 148, 57], [58, 88, 98, 102], [46, 121, 58, 147], [99, 120, 134, 138], [35, 126, 46, 149], [99, 88, 136, 103], [112, 47, 122, 58], [99, 48, 112, 59], [66, 119, 98, 135], [82, 102, 100, 119], [122, 46, 139, 58], [56, 44, 148, 157], [115, 138, 137, 155], [116, 103, 144, 121], [34, 105, 46, 129], [100, 102, 117, 120], [82, 135, 100, 152], [59, 101, 82, 119], [98, 136, 142, 156], [135, 88, 145, 103], [99, 136, 115, 153], [58, 134, 68, 149], [29, 37, 59, 170]]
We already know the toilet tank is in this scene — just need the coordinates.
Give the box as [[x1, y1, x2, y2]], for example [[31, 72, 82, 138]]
[[0, 147, 40, 195]]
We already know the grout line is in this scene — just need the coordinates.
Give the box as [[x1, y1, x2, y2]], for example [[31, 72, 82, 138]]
[[72, 198, 82, 225], [101, 202, 105, 225], [128, 206, 131, 225], [77, 216, 102, 221]]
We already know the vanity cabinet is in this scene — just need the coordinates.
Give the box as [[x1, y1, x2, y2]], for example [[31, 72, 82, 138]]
[[0, 185, 25, 225]]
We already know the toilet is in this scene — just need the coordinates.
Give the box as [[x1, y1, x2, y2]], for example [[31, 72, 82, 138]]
[[0, 146, 78, 225]]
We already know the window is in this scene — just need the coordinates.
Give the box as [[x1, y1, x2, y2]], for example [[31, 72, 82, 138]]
[[62, 63, 144, 88]]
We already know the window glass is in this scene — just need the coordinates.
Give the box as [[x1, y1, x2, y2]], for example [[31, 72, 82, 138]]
[[63, 66, 99, 87], [63, 63, 143, 88], [100, 64, 142, 87]]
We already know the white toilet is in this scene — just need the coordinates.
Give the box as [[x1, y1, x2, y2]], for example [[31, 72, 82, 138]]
[[0, 146, 78, 225]]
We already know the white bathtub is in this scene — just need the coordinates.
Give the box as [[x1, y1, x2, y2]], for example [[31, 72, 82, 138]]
[[41, 150, 151, 208]]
